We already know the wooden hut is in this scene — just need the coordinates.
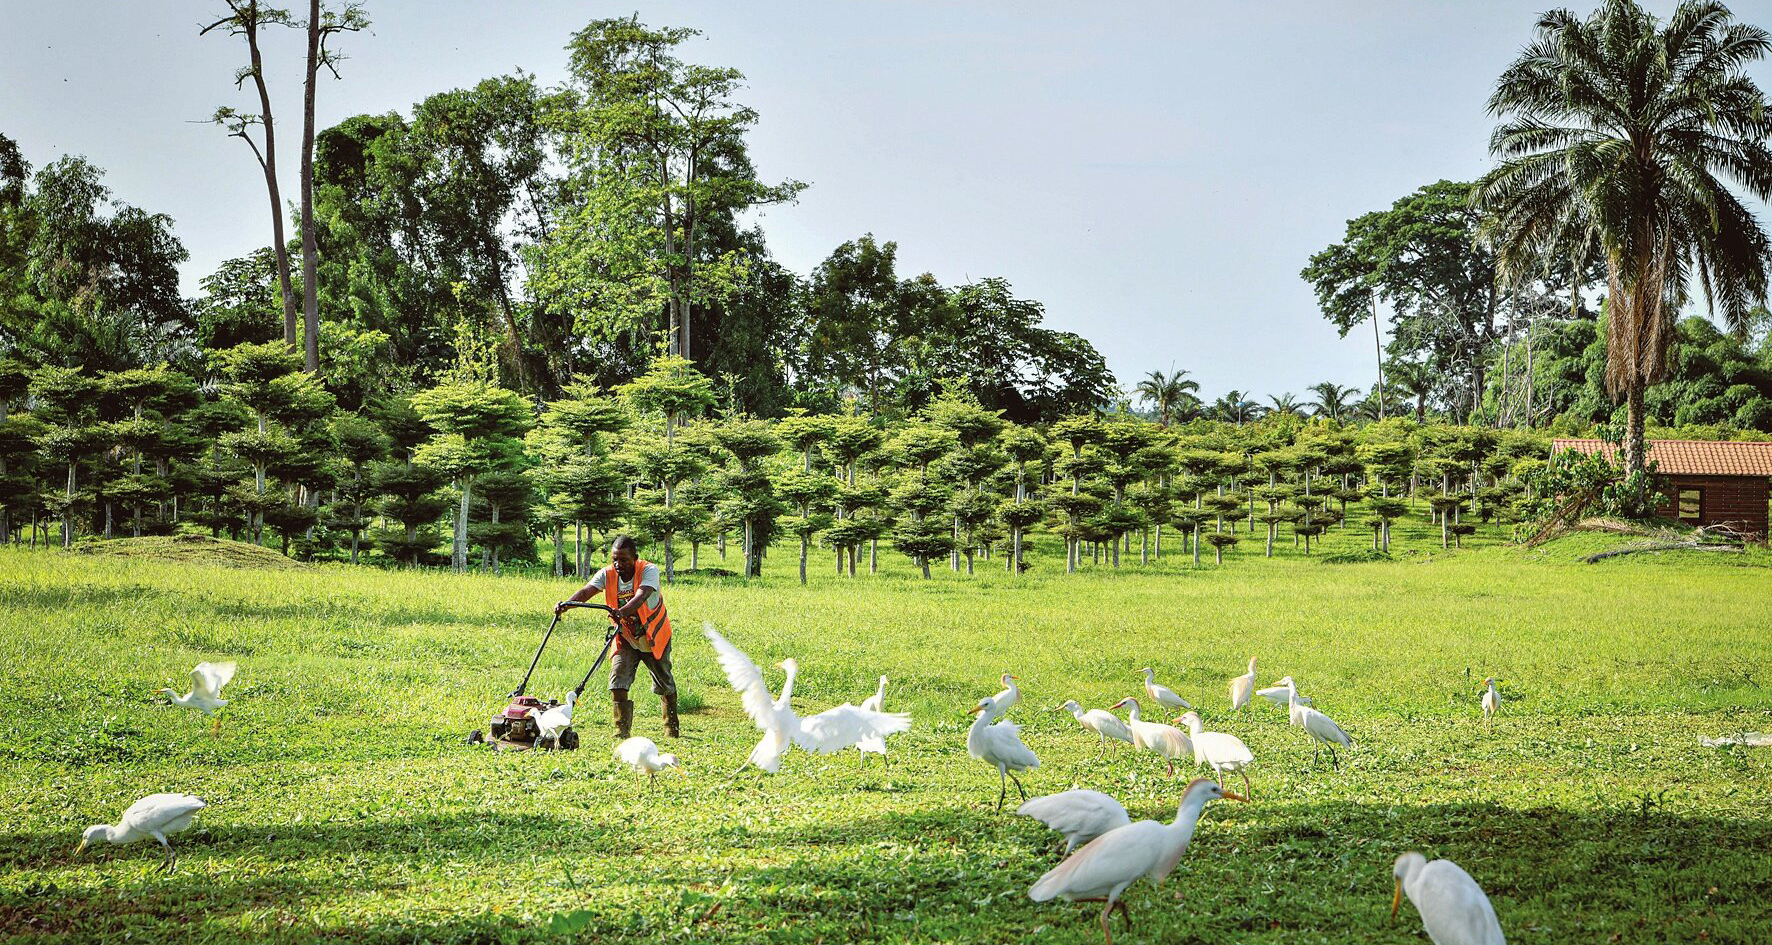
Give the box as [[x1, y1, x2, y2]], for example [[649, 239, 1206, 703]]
[[1550, 438, 1772, 539]]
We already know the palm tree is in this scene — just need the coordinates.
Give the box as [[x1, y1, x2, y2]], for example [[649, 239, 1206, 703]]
[[1267, 392, 1304, 417], [1474, 0, 1772, 474], [1134, 369, 1201, 426], [1211, 390, 1263, 425], [1306, 382, 1361, 422], [1387, 360, 1436, 422]]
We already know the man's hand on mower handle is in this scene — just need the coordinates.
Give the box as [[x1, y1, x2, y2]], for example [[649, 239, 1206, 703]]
[[554, 600, 571, 617]]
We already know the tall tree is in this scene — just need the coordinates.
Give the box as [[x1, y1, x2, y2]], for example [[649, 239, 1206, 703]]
[[203, 1, 299, 353], [542, 17, 803, 362], [1474, 0, 1772, 473], [300, 0, 369, 374]]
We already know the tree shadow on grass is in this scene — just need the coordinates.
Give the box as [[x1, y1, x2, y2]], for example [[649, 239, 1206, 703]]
[[3, 800, 1769, 944]]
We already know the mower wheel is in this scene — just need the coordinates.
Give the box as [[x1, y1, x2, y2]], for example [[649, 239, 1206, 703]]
[[467, 730, 484, 745], [558, 729, 580, 751], [536, 736, 556, 751]]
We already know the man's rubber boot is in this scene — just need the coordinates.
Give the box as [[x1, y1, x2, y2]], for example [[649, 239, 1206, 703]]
[[612, 690, 633, 740], [662, 692, 680, 738]]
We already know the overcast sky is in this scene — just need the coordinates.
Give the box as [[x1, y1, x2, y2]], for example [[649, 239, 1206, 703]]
[[4, 1, 1768, 402]]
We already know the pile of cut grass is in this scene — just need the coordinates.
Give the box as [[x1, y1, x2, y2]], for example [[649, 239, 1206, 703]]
[[74, 534, 307, 570]]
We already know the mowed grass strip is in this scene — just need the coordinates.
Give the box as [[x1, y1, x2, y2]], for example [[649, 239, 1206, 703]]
[[1, 536, 1769, 944]]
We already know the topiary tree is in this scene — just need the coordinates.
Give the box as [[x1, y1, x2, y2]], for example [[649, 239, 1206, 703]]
[[710, 417, 781, 579], [411, 380, 532, 571], [29, 366, 100, 548], [1204, 528, 1240, 565], [999, 425, 1047, 572], [327, 414, 388, 563], [776, 469, 836, 585], [1050, 415, 1105, 573]]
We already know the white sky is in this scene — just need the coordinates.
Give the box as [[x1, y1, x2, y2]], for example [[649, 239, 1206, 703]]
[[3, 0, 1767, 401]]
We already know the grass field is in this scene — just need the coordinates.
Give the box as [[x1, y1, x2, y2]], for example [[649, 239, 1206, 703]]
[[2, 522, 1771, 944]]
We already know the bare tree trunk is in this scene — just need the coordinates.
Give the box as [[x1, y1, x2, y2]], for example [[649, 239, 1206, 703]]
[[1624, 383, 1647, 476], [452, 478, 471, 572], [1372, 294, 1387, 419], [298, 0, 323, 373]]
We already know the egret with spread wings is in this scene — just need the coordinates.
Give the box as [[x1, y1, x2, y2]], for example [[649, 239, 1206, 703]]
[[703, 624, 910, 774]]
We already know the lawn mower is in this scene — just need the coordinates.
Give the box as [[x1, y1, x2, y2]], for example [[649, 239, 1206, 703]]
[[467, 601, 621, 752]]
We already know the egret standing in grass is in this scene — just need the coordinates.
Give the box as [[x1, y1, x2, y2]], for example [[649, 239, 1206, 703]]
[[1228, 657, 1257, 711], [1280, 678, 1353, 769], [855, 675, 891, 763], [1481, 678, 1501, 729], [1175, 711, 1255, 798], [1392, 852, 1506, 945], [615, 736, 682, 787], [155, 661, 235, 736], [1029, 778, 1244, 945], [75, 793, 207, 872], [1109, 697, 1192, 777], [986, 672, 1022, 721], [968, 696, 1040, 810], [527, 690, 576, 748], [1056, 700, 1134, 756], [1139, 668, 1192, 711], [1017, 789, 1130, 853], [1257, 675, 1310, 709]]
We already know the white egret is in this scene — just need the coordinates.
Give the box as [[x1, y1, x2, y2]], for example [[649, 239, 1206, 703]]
[[1174, 711, 1255, 798], [985, 673, 1022, 721], [1139, 668, 1192, 711], [1228, 657, 1256, 711], [1257, 675, 1311, 708], [967, 696, 1040, 810], [1109, 697, 1192, 777], [1480, 678, 1500, 729], [1392, 852, 1507, 945], [1017, 789, 1130, 853], [527, 690, 576, 747], [856, 675, 889, 760], [1056, 700, 1134, 756], [1029, 778, 1244, 945], [703, 624, 910, 774], [615, 736, 682, 787], [155, 661, 236, 735], [1281, 678, 1353, 769], [75, 793, 207, 872]]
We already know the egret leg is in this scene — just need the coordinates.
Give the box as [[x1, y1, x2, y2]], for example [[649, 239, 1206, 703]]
[[1113, 900, 1132, 929], [1009, 771, 1028, 801], [1240, 768, 1252, 799], [1328, 744, 1340, 772], [1098, 902, 1115, 945], [1165, 758, 1175, 777], [155, 836, 176, 873], [997, 768, 1008, 812]]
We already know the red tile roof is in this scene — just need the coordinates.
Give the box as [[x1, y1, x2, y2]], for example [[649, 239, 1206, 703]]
[[1551, 438, 1772, 477]]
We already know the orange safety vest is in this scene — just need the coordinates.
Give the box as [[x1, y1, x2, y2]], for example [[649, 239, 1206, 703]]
[[604, 559, 672, 659]]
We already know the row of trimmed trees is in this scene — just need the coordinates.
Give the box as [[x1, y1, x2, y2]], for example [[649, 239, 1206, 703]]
[[0, 352, 1552, 576]]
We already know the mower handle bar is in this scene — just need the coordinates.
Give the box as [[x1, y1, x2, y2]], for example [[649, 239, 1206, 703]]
[[510, 602, 621, 698]]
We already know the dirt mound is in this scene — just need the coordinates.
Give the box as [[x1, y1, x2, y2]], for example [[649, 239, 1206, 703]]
[[75, 534, 307, 569]]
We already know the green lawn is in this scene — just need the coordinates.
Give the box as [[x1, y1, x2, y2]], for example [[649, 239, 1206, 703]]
[[2, 526, 1770, 944]]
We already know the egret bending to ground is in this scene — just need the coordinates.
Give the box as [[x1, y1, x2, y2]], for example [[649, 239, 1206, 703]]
[[76, 793, 207, 872], [1228, 657, 1257, 711], [1139, 668, 1192, 711], [615, 736, 682, 787], [986, 673, 1022, 721], [1175, 711, 1255, 798], [156, 661, 236, 735], [1481, 678, 1500, 729], [1257, 675, 1311, 708], [856, 675, 891, 761], [968, 696, 1040, 810], [1109, 698, 1192, 777], [527, 691, 575, 747], [1392, 852, 1507, 945], [1029, 778, 1245, 945], [1056, 700, 1134, 756], [1280, 678, 1353, 769], [1018, 789, 1130, 853], [703, 624, 910, 774]]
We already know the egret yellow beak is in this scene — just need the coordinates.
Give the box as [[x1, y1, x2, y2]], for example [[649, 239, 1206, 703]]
[[1391, 879, 1402, 919], [968, 704, 985, 715], [74, 838, 87, 856], [1221, 792, 1248, 802], [1171, 717, 1185, 725]]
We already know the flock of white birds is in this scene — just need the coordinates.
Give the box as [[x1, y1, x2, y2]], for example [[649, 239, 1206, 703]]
[[79, 630, 1506, 945]]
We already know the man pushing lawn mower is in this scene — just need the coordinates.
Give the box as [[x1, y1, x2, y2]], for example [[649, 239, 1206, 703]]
[[556, 535, 677, 740]]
